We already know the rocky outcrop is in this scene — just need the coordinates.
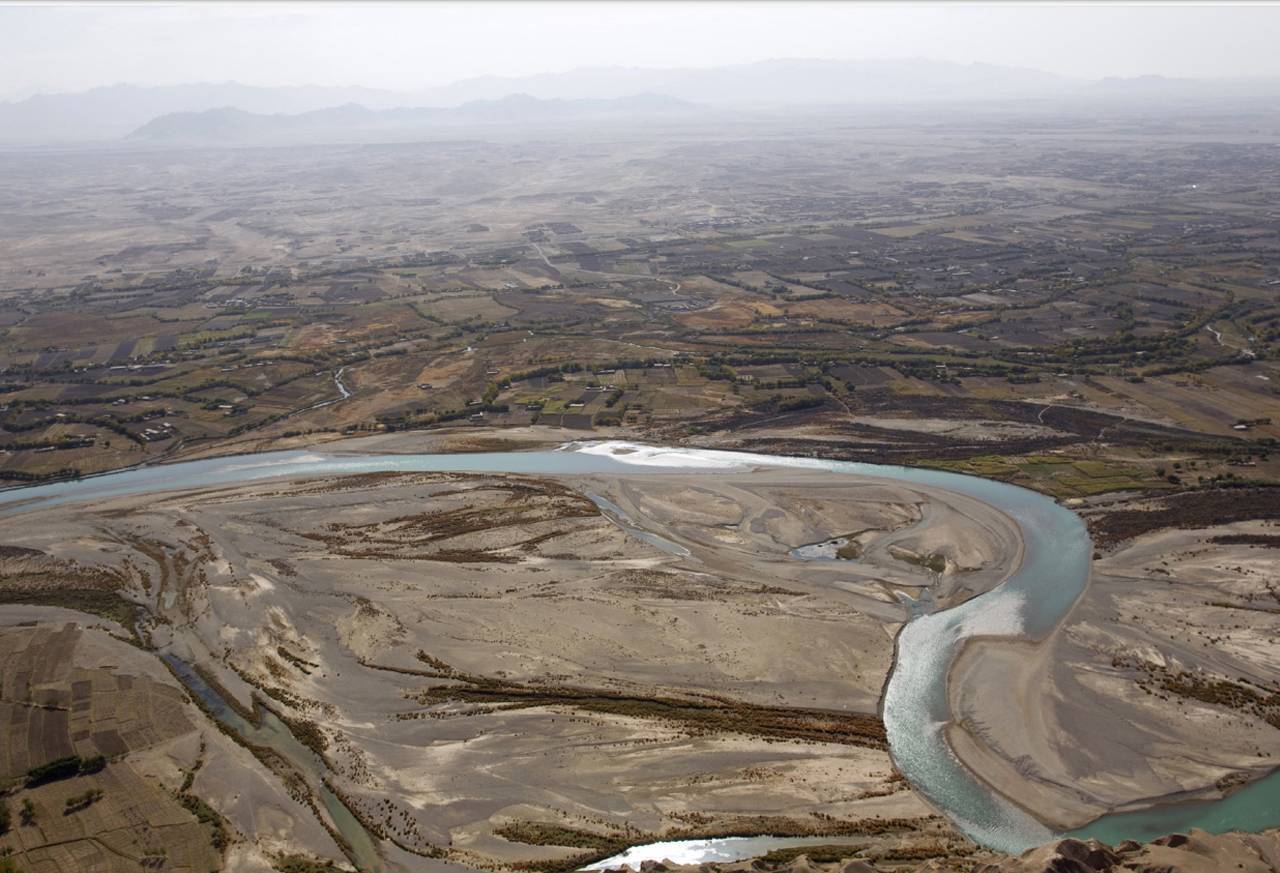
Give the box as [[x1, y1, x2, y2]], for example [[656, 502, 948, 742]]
[[976, 837, 1124, 872]]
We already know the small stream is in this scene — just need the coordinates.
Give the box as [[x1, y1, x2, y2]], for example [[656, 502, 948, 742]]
[[586, 492, 692, 558], [162, 655, 382, 872]]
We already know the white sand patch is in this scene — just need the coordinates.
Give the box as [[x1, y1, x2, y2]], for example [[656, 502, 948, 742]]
[[571, 440, 831, 472], [248, 573, 276, 595]]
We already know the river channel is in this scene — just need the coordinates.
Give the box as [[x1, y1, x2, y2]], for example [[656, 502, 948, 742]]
[[1, 441, 1275, 868]]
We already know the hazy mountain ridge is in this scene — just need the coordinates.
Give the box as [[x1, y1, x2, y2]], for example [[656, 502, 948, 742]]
[[126, 93, 699, 143], [411, 57, 1082, 106], [7, 58, 1280, 145], [0, 81, 409, 143], [1090, 72, 1280, 99]]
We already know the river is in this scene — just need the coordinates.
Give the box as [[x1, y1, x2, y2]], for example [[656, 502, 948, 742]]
[[0, 440, 1275, 868]]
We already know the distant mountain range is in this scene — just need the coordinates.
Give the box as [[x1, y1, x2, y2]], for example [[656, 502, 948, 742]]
[[408, 57, 1081, 106], [127, 93, 699, 143], [1088, 73, 1279, 99], [4, 59, 1280, 145], [0, 81, 408, 144]]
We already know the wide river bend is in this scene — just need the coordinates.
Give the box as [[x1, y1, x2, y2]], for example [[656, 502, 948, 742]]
[[1, 441, 1276, 868]]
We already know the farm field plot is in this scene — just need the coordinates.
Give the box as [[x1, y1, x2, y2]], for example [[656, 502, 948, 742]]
[[0, 624, 222, 873], [0, 624, 194, 780], [2, 761, 222, 873]]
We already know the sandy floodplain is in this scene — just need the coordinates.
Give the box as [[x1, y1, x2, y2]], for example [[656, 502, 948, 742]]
[[0, 443, 1024, 871], [5, 435, 1274, 872], [947, 517, 1280, 831]]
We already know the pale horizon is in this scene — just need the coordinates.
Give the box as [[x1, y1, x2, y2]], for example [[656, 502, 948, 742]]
[[4, 2, 1280, 101]]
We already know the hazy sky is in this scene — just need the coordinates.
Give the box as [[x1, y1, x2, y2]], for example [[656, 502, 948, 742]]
[[3, 2, 1279, 100]]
